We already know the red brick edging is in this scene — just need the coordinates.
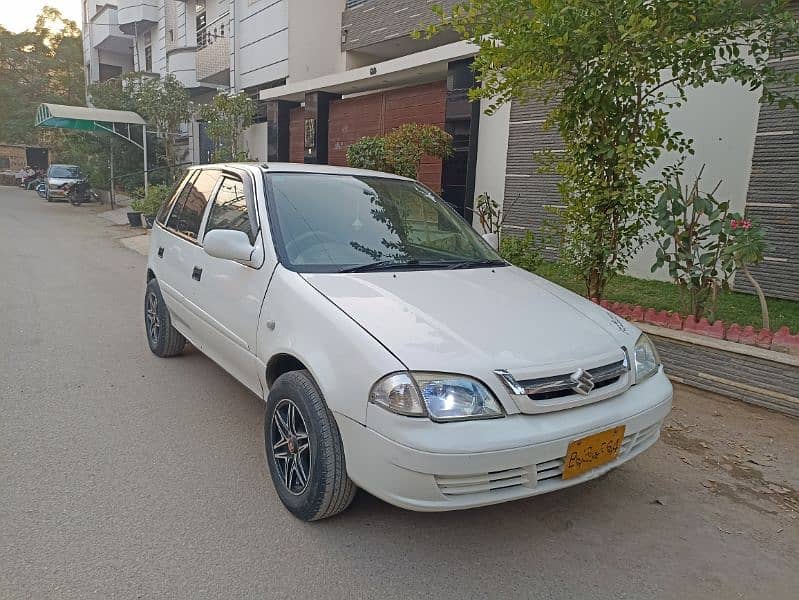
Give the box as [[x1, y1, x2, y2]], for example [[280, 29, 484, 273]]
[[591, 299, 799, 356]]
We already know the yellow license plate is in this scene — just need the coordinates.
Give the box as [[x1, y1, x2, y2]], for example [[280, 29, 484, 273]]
[[562, 425, 626, 480]]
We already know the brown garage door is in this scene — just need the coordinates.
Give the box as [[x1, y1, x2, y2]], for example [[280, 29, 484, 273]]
[[327, 81, 446, 191]]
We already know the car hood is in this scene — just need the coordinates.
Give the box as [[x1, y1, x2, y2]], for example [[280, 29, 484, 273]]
[[302, 266, 639, 373], [48, 177, 82, 186]]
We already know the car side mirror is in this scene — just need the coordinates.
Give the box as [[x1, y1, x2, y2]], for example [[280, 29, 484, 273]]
[[203, 229, 257, 266], [482, 232, 499, 250]]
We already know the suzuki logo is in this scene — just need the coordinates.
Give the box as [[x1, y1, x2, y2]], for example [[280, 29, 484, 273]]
[[570, 368, 595, 395]]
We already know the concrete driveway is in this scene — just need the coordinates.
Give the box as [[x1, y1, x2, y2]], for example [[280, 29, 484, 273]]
[[1, 186, 797, 599]]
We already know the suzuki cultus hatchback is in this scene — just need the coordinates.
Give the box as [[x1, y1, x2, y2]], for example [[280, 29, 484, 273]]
[[144, 163, 673, 521]]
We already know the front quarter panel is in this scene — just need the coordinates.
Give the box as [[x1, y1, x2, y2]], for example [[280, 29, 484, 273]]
[[257, 266, 406, 424]]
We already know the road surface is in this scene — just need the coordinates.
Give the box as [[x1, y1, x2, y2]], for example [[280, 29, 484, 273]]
[[1, 187, 797, 599]]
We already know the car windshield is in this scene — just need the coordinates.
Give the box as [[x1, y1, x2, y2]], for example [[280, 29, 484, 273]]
[[49, 166, 81, 178], [265, 173, 504, 272]]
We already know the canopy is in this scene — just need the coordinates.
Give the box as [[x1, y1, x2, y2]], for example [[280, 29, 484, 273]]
[[35, 103, 151, 197], [35, 103, 146, 131]]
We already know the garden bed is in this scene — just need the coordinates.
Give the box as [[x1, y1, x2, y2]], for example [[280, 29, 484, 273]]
[[536, 261, 799, 331]]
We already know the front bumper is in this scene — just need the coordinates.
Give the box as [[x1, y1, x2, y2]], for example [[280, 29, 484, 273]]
[[337, 370, 672, 511]]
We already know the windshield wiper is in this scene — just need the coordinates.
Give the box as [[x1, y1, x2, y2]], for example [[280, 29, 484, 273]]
[[339, 259, 420, 273], [445, 259, 508, 269]]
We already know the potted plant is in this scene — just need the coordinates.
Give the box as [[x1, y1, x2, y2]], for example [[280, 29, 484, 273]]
[[131, 184, 170, 229]]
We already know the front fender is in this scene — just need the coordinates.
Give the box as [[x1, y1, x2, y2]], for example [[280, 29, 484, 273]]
[[257, 266, 405, 424]]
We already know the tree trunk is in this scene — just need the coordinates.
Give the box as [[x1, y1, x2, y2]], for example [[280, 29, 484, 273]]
[[742, 264, 770, 330]]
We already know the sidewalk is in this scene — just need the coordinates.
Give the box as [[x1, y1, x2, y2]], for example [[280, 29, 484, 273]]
[[118, 229, 150, 255]]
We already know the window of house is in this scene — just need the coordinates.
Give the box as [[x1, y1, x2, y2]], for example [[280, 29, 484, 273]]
[[144, 30, 153, 72], [205, 177, 254, 242], [167, 170, 221, 240], [0, 158, 10, 169]]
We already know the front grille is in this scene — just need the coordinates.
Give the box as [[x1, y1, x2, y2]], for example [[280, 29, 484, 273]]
[[435, 467, 530, 496], [518, 359, 628, 401]]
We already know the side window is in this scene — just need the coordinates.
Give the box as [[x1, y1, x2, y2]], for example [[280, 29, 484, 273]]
[[157, 171, 194, 226], [166, 169, 220, 240], [205, 176, 254, 242]]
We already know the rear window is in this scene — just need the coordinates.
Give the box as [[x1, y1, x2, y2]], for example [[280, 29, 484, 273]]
[[49, 166, 81, 178], [166, 170, 220, 240], [156, 171, 195, 226]]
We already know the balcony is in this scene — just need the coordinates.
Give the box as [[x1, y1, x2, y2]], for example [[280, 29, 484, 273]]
[[341, 0, 462, 57], [195, 13, 231, 85], [168, 47, 209, 92], [91, 5, 134, 55], [117, 1, 159, 35]]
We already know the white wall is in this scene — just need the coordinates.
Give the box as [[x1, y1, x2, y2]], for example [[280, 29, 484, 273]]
[[626, 79, 761, 280], [235, 0, 289, 90], [242, 122, 269, 162], [473, 99, 511, 231], [288, 0, 347, 82]]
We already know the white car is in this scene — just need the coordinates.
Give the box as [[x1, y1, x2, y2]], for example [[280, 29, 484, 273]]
[[144, 163, 673, 521]]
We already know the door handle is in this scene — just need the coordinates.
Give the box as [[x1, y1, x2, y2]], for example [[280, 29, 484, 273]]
[[192, 266, 203, 281], [157, 246, 164, 258]]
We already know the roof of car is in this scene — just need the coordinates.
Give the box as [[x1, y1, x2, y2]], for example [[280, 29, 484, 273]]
[[50, 164, 80, 168], [190, 162, 413, 181]]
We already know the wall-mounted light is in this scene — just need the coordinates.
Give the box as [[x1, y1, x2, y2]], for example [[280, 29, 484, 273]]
[[341, 29, 348, 44]]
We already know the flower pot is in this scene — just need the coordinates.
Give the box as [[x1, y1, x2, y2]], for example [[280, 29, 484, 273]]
[[144, 214, 156, 229], [127, 211, 143, 227]]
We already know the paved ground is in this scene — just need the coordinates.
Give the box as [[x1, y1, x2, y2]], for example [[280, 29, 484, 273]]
[[1, 186, 797, 599]]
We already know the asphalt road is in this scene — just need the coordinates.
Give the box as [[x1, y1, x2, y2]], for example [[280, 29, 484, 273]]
[[1, 187, 797, 599]]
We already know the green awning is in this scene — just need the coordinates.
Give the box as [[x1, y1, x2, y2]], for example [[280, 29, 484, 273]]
[[35, 103, 146, 131]]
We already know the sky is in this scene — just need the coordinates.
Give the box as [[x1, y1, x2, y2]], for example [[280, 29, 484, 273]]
[[1, 1, 83, 32]]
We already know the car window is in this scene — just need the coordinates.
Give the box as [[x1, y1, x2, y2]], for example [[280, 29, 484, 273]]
[[157, 171, 196, 226], [49, 166, 81, 178], [205, 176, 253, 242], [166, 170, 220, 240], [266, 173, 501, 272]]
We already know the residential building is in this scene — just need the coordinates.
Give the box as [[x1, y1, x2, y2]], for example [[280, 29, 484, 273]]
[[81, 1, 798, 301]]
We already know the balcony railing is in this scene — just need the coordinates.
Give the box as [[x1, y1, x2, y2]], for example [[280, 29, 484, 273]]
[[197, 13, 229, 50], [195, 13, 230, 85]]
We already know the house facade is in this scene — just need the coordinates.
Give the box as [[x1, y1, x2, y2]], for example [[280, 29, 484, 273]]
[[82, 1, 798, 300]]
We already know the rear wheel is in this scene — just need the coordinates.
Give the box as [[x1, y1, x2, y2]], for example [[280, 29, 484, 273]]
[[144, 278, 186, 357], [265, 370, 356, 521]]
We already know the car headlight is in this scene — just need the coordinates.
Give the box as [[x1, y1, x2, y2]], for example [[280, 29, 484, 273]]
[[632, 334, 660, 383], [369, 372, 504, 422]]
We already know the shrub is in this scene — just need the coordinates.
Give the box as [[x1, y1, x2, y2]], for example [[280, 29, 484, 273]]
[[131, 183, 172, 216], [651, 168, 768, 323], [347, 123, 452, 181], [500, 231, 542, 273]]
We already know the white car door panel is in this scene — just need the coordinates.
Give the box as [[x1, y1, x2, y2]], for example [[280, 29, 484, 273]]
[[191, 172, 273, 394]]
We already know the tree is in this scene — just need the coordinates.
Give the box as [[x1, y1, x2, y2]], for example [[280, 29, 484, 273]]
[[423, 0, 799, 299], [198, 92, 256, 162], [123, 74, 192, 182], [0, 7, 84, 145], [86, 73, 191, 187]]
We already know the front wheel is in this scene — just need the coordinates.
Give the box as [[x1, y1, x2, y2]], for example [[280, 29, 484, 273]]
[[265, 371, 357, 521], [144, 278, 186, 357]]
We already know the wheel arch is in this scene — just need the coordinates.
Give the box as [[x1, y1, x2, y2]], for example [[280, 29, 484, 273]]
[[265, 353, 309, 389]]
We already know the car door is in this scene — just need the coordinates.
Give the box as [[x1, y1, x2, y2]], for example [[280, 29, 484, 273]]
[[153, 168, 222, 344], [190, 169, 273, 394]]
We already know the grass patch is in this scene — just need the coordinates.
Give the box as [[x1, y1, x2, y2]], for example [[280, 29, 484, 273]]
[[533, 261, 799, 332]]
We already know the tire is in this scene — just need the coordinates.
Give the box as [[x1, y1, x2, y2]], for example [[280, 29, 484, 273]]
[[265, 370, 357, 521], [144, 278, 186, 357], [46, 193, 52, 202]]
